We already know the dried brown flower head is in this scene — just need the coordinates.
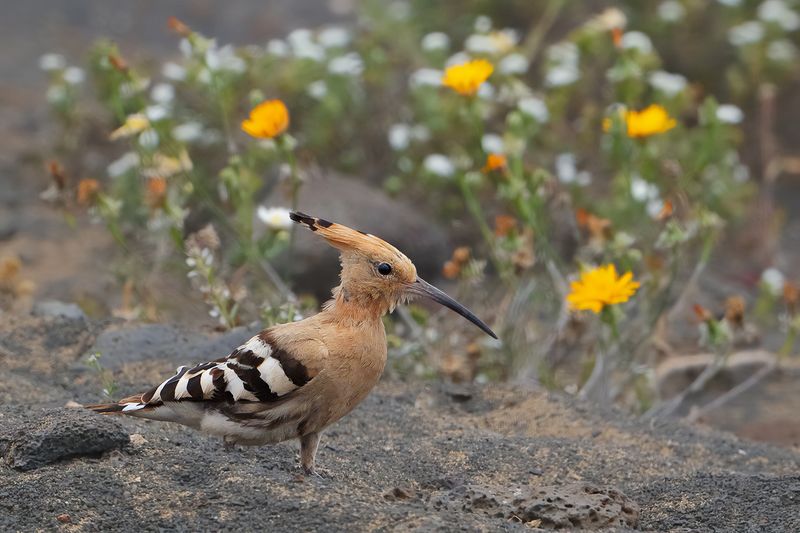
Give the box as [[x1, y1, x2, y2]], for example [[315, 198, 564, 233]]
[[167, 16, 192, 37], [452, 246, 471, 264], [442, 260, 460, 280], [494, 214, 517, 237], [693, 304, 713, 323], [146, 177, 167, 209], [724, 295, 745, 329], [48, 160, 67, 190], [186, 224, 221, 252], [108, 53, 129, 73], [783, 281, 798, 315], [77, 178, 100, 206]]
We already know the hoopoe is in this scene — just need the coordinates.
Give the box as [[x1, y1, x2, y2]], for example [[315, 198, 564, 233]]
[[88, 212, 496, 475]]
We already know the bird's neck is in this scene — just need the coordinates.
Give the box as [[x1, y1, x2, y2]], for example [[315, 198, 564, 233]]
[[323, 284, 393, 326]]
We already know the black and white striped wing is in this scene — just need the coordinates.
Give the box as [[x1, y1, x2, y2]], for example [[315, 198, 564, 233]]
[[118, 332, 314, 412]]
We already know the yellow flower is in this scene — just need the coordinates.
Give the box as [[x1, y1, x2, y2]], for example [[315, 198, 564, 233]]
[[442, 59, 494, 96], [567, 264, 640, 313], [109, 114, 150, 140], [242, 99, 290, 139], [603, 104, 676, 138]]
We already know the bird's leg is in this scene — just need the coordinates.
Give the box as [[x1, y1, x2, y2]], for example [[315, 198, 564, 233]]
[[299, 431, 323, 476], [223, 436, 237, 452]]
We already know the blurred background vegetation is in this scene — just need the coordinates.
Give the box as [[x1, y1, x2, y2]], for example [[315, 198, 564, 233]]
[[2, 0, 800, 438]]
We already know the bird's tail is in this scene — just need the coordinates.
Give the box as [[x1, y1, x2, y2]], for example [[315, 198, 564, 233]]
[[85, 403, 127, 414], [85, 394, 147, 415]]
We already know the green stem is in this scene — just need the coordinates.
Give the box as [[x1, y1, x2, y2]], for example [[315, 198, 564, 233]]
[[457, 174, 506, 279], [521, 0, 566, 62], [602, 306, 621, 343], [279, 136, 302, 269], [779, 324, 797, 358]]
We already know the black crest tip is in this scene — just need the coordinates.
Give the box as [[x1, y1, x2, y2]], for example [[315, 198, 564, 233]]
[[289, 211, 318, 231]]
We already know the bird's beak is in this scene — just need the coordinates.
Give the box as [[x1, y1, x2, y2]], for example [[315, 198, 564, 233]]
[[407, 277, 498, 339]]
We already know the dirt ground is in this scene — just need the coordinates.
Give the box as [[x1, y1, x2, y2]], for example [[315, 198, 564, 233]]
[[1, 313, 798, 532]]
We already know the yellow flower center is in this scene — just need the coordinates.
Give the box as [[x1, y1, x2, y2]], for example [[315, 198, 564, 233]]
[[242, 99, 290, 139], [442, 59, 494, 96], [566, 264, 640, 313]]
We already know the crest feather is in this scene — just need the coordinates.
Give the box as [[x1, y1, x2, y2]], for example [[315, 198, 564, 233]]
[[289, 211, 402, 257]]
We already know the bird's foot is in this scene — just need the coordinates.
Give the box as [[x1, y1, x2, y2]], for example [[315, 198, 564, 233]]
[[302, 465, 331, 479]]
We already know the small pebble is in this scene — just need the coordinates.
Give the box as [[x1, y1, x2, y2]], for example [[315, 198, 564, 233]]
[[129, 433, 148, 447]]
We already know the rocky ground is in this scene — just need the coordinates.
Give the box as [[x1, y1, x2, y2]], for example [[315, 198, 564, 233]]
[[1, 310, 798, 532]]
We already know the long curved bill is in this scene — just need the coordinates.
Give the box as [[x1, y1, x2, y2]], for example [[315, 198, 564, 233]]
[[407, 277, 497, 339]]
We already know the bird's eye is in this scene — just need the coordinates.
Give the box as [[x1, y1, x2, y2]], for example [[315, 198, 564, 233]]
[[377, 262, 392, 275]]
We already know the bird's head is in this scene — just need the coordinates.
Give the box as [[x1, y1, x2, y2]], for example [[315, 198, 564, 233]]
[[290, 211, 496, 338]]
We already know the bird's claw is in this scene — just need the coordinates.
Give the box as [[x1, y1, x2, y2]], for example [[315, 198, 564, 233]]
[[302, 466, 331, 479]]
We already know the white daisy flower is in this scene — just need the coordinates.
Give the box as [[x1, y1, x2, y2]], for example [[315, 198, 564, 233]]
[[145, 105, 170, 122], [266, 39, 290, 57], [555, 153, 577, 183], [498, 53, 529, 74], [388, 124, 412, 151], [328, 52, 364, 76], [421, 32, 450, 52], [728, 21, 764, 47], [63, 67, 85, 85], [716, 104, 744, 124], [481, 133, 504, 154], [410, 68, 443, 88], [307, 80, 328, 100], [621, 31, 653, 54], [172, 122, 204, 143], [758, 0, 800, 31], [518, 96, 549, 123], [107, 152, 140, 178], [761, 267, 786, 294], [474, 15, 492, 32], [151, 83, 175, 104], [423, 154, 455, 178], [39, 53, 66, 71], [767, 40, 797, 62], [648, 71, 688, 96], [318, 27, 350, 48], [138, 129, 160, 150], [658, 1, 686, 22], [162, 62, 187, 81], [257, 206, 293, 230], [631, 176, 659, 202], [545, 65, 579, 87]]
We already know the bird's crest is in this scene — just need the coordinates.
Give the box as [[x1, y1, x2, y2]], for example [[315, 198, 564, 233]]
[[289, 211, 404, 259]]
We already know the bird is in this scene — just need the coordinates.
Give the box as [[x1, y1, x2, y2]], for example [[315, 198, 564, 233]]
[[87, 211, 496, 476]]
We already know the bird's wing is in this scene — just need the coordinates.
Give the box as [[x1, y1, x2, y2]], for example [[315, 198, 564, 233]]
[[92, 329, 325, 414]]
